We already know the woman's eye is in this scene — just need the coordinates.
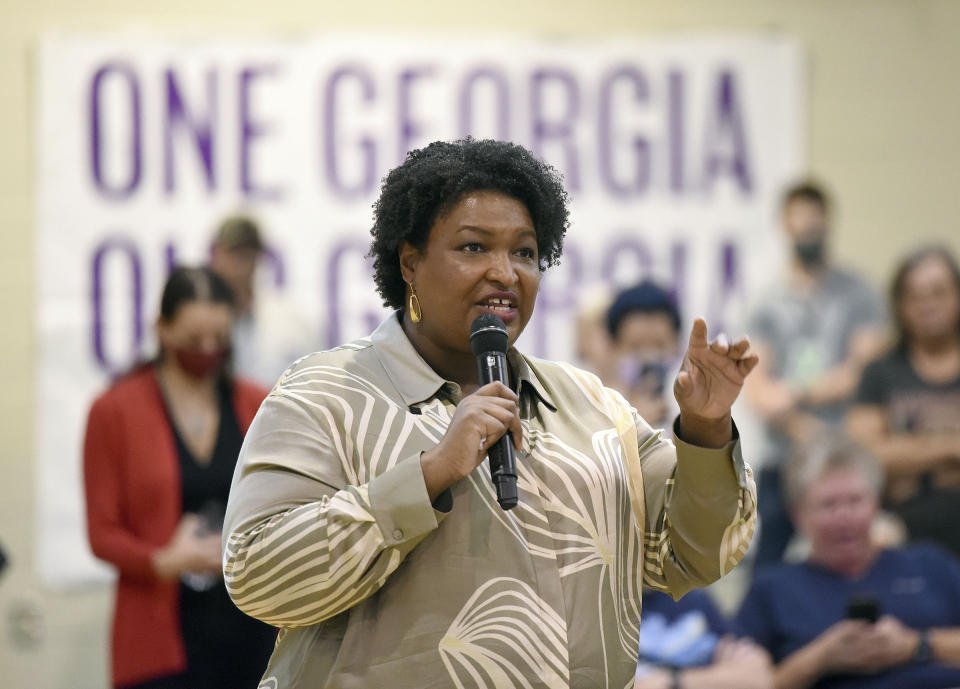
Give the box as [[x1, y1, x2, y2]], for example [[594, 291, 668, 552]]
[[462, 243, 484, 253], [516, 247, 537, 260]]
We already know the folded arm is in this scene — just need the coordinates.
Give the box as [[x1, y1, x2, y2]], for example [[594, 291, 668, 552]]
[[847, 404, 960, 477]]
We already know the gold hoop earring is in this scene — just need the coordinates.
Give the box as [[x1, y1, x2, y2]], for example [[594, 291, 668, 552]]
[[408, 284, 422, 324]]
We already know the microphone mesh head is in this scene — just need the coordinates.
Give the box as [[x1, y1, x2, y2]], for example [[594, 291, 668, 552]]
[[470, 314, 508, 355]]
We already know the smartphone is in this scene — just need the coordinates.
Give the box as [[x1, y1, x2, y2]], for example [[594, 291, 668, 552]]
[[619, 357, 669, 396], [194, 499, 226, 536], [845, 595, 880, 623], [638, 360, 669, 396]]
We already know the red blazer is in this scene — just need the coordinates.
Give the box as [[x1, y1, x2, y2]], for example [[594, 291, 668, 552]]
[[83, 366, 268, 688]]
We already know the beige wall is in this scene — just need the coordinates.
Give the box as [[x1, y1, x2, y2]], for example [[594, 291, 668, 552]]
[[2, 1, 958, 686]]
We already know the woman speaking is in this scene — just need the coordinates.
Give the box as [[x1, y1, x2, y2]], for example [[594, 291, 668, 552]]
[[222, 139, 759, 689]]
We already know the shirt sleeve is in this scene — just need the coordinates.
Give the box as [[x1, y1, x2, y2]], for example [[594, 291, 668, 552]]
[[83, 394, 161, 581], [221, 389, 449, 628], [633, 412, 758, 600]]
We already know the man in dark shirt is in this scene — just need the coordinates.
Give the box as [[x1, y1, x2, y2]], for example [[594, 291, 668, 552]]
[[735, 435, 960, 689]]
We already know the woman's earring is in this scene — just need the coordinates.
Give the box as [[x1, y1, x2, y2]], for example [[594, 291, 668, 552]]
[[408, 284, 422, 324]]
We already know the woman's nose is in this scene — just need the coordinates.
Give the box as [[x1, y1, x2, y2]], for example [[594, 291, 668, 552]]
[[485, 252, 518, 286]]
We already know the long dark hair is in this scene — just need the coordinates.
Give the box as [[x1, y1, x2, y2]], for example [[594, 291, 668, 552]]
[[159, 266, 235, 322], [890, 245, 960, 350]]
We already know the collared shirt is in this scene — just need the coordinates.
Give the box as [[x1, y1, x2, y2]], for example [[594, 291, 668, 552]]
[[735, 545, 960, 689], [222, 313, 756, 689]]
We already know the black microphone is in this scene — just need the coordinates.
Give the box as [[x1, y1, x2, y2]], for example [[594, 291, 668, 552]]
[[469, 314, 518, 511]]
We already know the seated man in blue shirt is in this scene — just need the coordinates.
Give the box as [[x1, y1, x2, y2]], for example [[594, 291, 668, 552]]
[[735, 434, 960, 689]]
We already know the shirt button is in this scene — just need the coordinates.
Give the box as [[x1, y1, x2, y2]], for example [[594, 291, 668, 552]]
[[392, 529, 404, 541]]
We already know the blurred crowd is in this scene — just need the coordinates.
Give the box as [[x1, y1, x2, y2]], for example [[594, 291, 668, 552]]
[[75, 179, 960, 689], [580, 182, 960, 689]]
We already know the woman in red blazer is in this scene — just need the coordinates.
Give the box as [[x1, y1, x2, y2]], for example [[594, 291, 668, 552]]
[[84, 267, 276, 689]]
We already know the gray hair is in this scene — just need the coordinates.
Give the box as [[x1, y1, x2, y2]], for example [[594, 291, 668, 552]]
[[783, 434, 884, 507]]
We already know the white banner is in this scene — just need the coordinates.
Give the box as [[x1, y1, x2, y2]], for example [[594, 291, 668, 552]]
[[37, 33, 804, 586]]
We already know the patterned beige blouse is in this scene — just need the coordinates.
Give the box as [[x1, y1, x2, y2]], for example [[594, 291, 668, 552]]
[[222, 313, 757, 689]]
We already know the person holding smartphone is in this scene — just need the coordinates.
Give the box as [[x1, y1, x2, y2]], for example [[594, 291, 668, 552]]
[[735, 435, 960, 689], [605, 281, 685, 433]]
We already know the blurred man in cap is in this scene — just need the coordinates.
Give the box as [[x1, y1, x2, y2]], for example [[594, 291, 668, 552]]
[[210, 216, 264, 317], [209, 215, 316, 387]]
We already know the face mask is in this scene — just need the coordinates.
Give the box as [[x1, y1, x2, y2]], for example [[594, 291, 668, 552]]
[[794, 236, 826, 267], [173, 346, 228, 379]]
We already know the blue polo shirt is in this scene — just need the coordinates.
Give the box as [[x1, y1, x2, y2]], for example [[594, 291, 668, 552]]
[[735, 544, 960, 689]]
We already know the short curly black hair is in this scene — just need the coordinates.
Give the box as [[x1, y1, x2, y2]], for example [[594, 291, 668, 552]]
[[368, 138, 569, 310]]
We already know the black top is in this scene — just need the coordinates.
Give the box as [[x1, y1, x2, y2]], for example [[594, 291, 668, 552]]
[[857, 348, 960, 434], [856, 348, 960, 555], [170, 379, 243, 531], [148, 379, 275, 689]]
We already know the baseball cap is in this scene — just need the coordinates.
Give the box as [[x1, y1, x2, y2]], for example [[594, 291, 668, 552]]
[[214, 216, 264, 251]]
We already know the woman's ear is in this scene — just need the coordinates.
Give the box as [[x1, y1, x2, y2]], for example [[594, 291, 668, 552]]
[[398, 242, 420, 284]]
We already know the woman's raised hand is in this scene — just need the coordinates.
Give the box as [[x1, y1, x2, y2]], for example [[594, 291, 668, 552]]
[[674, 318, 759, 447], [420, 382, 523, 501]]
